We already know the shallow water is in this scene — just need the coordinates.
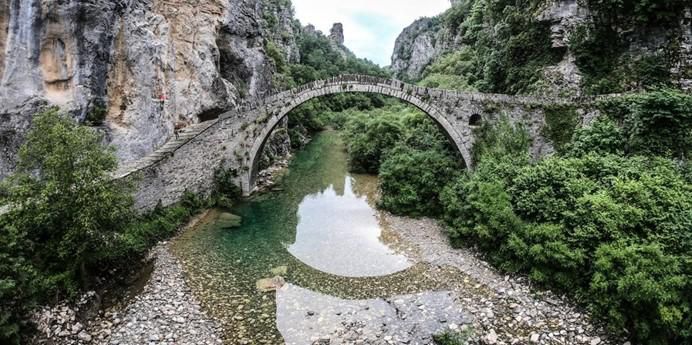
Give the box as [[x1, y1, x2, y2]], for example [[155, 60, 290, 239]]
[[171, 131, 463, 344]]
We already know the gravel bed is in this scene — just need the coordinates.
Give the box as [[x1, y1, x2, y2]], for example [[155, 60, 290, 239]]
[[30, 214, 223, 345], [382, 213, 626, 345]]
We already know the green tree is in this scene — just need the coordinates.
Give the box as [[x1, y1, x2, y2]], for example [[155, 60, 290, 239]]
[[2, 108, 133, 295], [342, 112, 404, 173], [0, 219, 39, 344]]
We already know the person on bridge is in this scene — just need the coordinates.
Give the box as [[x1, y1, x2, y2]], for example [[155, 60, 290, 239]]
[[174, 122, 185, 140], [158, 93, 167, 112]]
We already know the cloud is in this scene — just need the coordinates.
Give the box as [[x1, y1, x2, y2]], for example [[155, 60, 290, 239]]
[[291, 0, 450, 66]]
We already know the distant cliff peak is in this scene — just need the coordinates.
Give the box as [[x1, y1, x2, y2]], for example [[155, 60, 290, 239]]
[[329, 23, 345, 45]]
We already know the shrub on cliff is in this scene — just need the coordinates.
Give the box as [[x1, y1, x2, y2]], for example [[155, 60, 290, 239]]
[[598, 89, 692, 159]]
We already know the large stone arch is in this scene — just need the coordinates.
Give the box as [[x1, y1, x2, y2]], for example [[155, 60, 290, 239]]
[[241, 78, 474, 194]]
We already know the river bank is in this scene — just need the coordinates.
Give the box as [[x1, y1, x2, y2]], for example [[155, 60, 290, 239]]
[[29, 131, 621, 345], [29, 211, 619, 345], [382, 213, 619, 345], [28, 212, 224, 345]]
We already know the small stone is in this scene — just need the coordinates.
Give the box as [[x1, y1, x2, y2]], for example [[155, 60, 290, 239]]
[[77, 331, 92, 342], [530, 333, 540, 343], [270, 265, 288, 275], [484, 329, 498, 344], [256, 276, 285, 292], [590, 337, 601, 345]]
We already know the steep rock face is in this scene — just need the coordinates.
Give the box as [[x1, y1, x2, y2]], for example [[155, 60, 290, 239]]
[[329, 23, 344, 45], [1, 0, 122, 177], [535, 0, 590, 94], [390, 17, 455, 81], [391, 0, 691, 93], [0, 0, 299, 179]]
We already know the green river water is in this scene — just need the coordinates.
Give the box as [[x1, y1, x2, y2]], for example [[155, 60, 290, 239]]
[[171, 131, 462, 344]]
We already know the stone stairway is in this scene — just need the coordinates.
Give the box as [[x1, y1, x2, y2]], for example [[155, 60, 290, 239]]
[[112, 120, 219, 179]]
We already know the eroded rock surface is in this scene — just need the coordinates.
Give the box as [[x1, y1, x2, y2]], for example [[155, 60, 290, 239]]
[[0, 0, 299, 178]]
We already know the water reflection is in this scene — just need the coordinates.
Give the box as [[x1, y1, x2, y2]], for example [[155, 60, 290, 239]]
[[288, 176, 411, 277], [171, 132, 455, 344]]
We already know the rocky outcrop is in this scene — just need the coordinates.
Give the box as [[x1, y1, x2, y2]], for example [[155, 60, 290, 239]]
[[0, 0, 298, 179], [329, 23, 344, 45], [0, 0, 122, 177], [391, 0, 691, 93], [390, 17, 453, 81]]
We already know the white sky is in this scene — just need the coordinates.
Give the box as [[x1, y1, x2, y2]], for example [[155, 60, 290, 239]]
[[292, 0, 451, 66]]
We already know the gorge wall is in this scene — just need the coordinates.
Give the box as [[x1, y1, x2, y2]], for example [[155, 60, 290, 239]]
[[0, 0, 312, 179], [391, 0, 692, 95]]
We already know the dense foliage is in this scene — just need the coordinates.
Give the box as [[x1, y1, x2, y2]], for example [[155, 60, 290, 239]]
[[335, 88, 691, 344], [598, 89, 692, 159], [416, 0, 689, 95], [568, 0, 689, 93], [419, 0, 563, 94], [0, 110, 211, 343], [338, 105, 463, 216], [436, 91, 692, 344]]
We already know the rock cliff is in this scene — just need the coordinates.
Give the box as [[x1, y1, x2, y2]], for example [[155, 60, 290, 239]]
[[390, 17, 454, 81], [0, 0, 300, 179], [391, 0, 692, 94]]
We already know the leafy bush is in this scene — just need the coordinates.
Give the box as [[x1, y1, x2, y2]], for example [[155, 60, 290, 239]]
[[379, 146, 459, 217], [0, 219, 39, 344], [607, 90, 692, 159], [0, 109, 208, 342], [337, 105, 463, 215], [341, 110, 404, 173], [542, 105, 579, 153], [84, 105, 107, 126], [566, 116, 625, 157], [213, 164, 241, 208], [433, 328, 474, 345], [2, 108, 135, 294], [440, 117, 692, 343], [590, 241, 689, 344]]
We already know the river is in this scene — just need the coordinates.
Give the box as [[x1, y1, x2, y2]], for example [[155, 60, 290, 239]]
[[170, 131, 467, 344]]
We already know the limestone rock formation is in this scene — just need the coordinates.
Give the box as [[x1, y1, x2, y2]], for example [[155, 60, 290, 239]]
[[390, 17, 455, 81], [0, 0, 299, 179], [329, 23, 345, 45], [391, 0, 691, 93]]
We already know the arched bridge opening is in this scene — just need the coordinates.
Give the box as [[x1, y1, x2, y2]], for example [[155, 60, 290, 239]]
[[241, 76, 475, 195]]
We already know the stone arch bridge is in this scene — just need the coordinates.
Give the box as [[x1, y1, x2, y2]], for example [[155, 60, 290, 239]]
[[114, 75, 595, 211]]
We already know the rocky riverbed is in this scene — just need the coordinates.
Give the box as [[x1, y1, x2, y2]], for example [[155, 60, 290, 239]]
[[29, 213, 224, 345], [30, 212, 623, 345], [381, 213, 622, 345]]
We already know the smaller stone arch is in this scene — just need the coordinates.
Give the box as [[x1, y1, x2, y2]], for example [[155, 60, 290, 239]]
[[469, 114, 482, 127]]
